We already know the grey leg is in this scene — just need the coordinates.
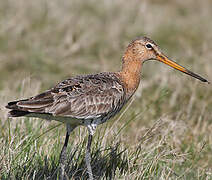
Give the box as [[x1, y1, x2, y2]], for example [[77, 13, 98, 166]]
[[86, 124, 96, 180], [85, 134, 94, 180], [59, 124, 76, 180], [59, 131, 69, 180]]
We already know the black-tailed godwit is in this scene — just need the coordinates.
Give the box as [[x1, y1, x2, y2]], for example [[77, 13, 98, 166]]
[[6, 37, 209, 180]]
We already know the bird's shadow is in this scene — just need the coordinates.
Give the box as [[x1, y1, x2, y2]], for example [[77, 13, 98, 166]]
[[27, 143, 128, 180]]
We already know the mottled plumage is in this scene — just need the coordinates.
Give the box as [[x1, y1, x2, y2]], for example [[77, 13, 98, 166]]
[[6, 37, 209, 180], [6, 72, 126, 127]]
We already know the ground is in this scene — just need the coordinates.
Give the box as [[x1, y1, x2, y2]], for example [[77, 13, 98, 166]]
[[0, 0, 212, 179]]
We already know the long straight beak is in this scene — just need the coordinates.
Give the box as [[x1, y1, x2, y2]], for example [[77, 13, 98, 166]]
[[156, 54, 209, 83]]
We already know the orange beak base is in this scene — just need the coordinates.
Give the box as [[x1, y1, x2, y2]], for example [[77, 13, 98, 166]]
[[156, 55, 209, 83]]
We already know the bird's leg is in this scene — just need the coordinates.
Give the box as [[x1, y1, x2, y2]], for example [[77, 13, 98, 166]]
[[59, 131, 69, 179], [58, 124, 76, 180], [86, 124, 96, 180], [86, 134, 93, 180]]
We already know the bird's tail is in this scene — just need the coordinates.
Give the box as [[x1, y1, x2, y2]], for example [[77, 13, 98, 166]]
[[6, 100, 31, 117], [8, 109, 30, 117]]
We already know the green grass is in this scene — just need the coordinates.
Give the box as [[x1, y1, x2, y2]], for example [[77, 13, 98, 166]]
[[0, 0, 212, 179]]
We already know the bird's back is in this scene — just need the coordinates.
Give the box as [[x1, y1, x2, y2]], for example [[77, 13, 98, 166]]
[[6, 72, 127, 126]]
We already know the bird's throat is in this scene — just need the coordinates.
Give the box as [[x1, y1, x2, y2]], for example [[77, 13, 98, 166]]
[[118, 58, 142, 96]]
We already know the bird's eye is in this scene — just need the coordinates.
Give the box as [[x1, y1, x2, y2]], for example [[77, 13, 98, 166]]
[[145, 43, 153, 49]]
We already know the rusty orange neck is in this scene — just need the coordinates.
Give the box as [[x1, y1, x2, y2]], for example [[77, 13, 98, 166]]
[[117, 54, 142, 97]]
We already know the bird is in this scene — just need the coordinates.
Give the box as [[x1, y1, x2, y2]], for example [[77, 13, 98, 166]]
[[6, 37, 209, 180]]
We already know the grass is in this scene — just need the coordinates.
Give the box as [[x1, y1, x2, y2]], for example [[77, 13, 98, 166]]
[[0, 0, 212, 179]]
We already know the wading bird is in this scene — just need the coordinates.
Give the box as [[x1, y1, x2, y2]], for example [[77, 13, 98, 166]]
[[6, 37, 209, 180]]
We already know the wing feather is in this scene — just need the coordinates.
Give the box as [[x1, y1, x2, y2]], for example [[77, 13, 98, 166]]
[[6, 73, 125, 121]]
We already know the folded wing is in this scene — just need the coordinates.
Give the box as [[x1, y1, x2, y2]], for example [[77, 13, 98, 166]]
[[6, 73, 125, 120]]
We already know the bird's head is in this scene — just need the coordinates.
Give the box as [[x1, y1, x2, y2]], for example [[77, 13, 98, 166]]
[[123, 36, 209, 83]]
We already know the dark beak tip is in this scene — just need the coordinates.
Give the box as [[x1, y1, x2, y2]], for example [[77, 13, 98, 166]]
[[201, 77, 210, 84], [202, 79, 210, 84], [201, 79, 210, 84]]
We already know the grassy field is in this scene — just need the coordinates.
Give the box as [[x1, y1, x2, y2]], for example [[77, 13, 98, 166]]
[[0, 0, 212, 179]]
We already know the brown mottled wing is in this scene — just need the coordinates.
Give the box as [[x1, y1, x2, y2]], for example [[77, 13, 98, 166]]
[[6, 73, 125, 120]]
